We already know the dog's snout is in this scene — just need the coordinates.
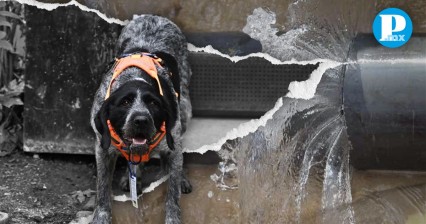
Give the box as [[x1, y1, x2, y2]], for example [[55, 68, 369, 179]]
[[133, 115, 148, 126]]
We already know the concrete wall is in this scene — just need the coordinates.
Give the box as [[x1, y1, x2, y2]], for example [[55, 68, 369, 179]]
[[24, 5, 121, 154]]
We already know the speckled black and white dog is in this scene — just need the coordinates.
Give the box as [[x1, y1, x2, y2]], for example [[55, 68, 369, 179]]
[[90, 15, 192, 224]]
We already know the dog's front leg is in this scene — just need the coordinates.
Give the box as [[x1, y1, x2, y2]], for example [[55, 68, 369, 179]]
[[92, 143, 117, 224], [164, 119, 184, 224], [165, 148, 183, 224]]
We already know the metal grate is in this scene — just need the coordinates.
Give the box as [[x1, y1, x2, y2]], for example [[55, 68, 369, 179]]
[[188, 53, 319, 117]]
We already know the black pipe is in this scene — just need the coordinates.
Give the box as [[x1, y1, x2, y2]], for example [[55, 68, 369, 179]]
[[344, 34, 426, 170]]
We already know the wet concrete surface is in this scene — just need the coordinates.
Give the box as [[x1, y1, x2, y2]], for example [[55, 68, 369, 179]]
[[350, 171, 426, 224], [112, 165, 239, 224], [111, 167, 426, 224], [107, 118, 426, 223]]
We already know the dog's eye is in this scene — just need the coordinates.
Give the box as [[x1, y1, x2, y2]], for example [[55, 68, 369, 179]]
[[120, 98, 132, 107], [149, 100, 159, 107], [145, 96, 159, 107]]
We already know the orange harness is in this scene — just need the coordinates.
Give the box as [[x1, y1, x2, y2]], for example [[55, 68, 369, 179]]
[[105, 53, 168, 163]]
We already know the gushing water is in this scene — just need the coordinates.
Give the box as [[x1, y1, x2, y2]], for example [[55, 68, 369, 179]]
[[227, 65, 354, 223], [219, 1, 375, 223]]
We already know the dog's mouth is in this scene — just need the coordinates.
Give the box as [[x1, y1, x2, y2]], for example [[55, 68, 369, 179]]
[[131, 137, 147, 146], [123, 133, 152, 147], [122, 127, 156, 150], [123, 135, 150, 156]]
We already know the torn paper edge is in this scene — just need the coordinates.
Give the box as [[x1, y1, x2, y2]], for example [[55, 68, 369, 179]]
[[188, 44, 335, 65], [10, 0, 128, 25], [184, 97, 283, 154], [286, 61, 343, 99], [113, 175, 169, 202], [185, 44, 343, 154]]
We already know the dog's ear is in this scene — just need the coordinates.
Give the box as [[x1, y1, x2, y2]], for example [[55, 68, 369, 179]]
[[166, 133, 175, 151], [94, 100, 111, 150], [154, 52, 180, 97]]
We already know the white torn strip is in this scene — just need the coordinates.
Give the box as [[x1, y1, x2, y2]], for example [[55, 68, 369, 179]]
[[184, 97, 283, 154], [188, 44, 332, 65], [286, 61, 342, 99], [141, 174, 169, 193], [113, 175, 169, 202], [113, 194, 131, 202], [11, 0, 128, 25]]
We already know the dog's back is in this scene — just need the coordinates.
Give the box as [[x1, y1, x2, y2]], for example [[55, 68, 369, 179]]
[[117, 15, 186, 62]]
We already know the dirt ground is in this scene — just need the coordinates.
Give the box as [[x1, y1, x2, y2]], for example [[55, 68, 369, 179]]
[[0, 150, 97, 224]]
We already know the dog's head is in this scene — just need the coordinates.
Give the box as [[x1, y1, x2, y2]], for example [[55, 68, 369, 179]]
[[94, 78, 176, 153]]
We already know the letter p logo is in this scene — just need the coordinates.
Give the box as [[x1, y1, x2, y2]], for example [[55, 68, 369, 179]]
[[379, 15, 406, 41], [373, 8, 413, 48]]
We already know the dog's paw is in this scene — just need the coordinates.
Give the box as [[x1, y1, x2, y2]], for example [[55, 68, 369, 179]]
[[91, 208, 111, 224], [181, 176, 192, 194]]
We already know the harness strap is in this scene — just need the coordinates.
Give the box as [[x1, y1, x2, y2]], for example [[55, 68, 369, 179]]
[[105, 54, 163, 99], [107, 120, 166, 163]]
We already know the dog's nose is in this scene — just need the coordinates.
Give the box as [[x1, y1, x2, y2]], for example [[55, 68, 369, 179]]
[[133, 116, 148, 126]]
